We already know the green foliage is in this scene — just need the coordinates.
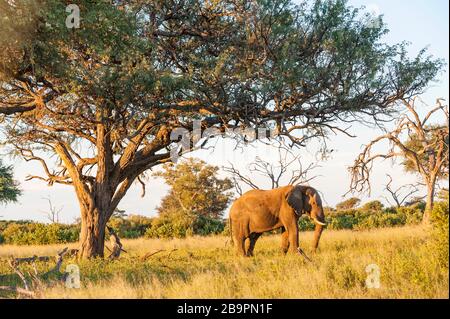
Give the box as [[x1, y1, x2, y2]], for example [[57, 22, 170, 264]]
[[299, 205, 424, 231], [402, 125, 449, 178], [147, 158, 233, 238], [107, 215, 153, 239], [437, 188, 449, 201], [430, 199, 449, 269], [0, 222, 79, 245], [145, 218, 189, 239], [298, 216, 316, 231], [193, 216, 225, 236], [336, 197, 361, 210], [0, 160, 21, 204], [361, 200, 384, 213]]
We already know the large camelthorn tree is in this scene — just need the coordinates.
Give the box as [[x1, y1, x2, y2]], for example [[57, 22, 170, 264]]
[[0, 0, 442, 258]]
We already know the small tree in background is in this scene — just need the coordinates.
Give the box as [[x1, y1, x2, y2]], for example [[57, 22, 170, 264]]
[[223, 139, 320, 195], [361, 200, 384, 213], [382, 174, 422, 208], [336, 197, 361, 211], [148, 158, 233, 238], [0, 159, 21, 205]]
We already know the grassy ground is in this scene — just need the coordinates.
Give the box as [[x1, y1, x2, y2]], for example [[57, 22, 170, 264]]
[[0, 225, 448, 298]]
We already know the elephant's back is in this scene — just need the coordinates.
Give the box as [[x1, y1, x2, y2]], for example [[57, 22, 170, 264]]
[[230, 187, 288, 219]]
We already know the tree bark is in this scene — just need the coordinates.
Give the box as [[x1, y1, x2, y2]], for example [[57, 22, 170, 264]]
[[423, 178, 436, 224], [78, 192, 113, 259]]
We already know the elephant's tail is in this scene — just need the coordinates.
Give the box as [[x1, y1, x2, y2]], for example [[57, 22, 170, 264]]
[[228, 215, 233, 246]]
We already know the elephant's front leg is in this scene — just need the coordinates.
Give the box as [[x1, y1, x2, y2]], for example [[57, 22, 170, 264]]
[[287, 226, 299, 254], [281, 219, 300, 254], [285, 222, 312, 261]]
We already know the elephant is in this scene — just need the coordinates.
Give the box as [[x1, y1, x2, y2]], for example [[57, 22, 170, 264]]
[[228, 184, 326, 258]]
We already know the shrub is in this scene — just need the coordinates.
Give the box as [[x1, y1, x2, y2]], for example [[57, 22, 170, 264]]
[[0, 222, 79, 245], [430, 199, 449, 269], [193, 216, 225, 236], [327, 214, 358, 230], [396, 206, 423, 225], [298, 216, 315, 231], [361, 200, 384, 213], [145, 219, 188, 239], [306, 205, 424, 232], [107, 215, 153, 239], [145, 215, 225, 239]]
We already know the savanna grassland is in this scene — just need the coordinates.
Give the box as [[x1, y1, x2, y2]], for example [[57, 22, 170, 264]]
[[0, 225, 448, 299]]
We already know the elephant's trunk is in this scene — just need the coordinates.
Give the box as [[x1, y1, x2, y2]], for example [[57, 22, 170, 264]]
[[312, 223, 324, 251], [312, 209, 326, 251]]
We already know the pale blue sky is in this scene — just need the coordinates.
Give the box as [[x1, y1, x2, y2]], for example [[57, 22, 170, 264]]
[[1, 0, 448, 223]]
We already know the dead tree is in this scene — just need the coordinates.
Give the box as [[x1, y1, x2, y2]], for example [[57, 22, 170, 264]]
[[382, 174, 422, 208], [41, 196, 62, 224], [224, 140, 320, 195], [349, 97, 449, 223]]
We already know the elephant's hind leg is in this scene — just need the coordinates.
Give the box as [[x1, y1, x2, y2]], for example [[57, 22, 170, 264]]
[[232, 221, 247, 257], [235, 237, 246, 257], [246, 233, 261, 257]]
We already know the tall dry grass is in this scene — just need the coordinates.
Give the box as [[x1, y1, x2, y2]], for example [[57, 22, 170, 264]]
[[0, 225, 448, 298]]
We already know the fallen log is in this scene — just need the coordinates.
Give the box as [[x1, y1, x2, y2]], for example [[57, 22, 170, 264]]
[[0, 247, 69, 298]]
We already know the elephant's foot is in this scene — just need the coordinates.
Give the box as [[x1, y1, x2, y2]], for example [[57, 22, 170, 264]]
[[297, 247, 312, 262]]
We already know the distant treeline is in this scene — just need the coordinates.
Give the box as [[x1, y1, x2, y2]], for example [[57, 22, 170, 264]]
[[0, 202, 428, 245]]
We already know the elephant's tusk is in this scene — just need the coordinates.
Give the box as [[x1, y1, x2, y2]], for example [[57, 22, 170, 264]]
[[313, 218, 326, 226]]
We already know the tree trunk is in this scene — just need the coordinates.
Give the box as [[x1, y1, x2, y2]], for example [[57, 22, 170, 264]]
[[79, 209, 108, 258], [78, 192, 113, 259], [423, 179, 436, 224]]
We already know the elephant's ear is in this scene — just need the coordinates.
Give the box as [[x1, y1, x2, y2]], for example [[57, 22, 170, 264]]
[[286, 185, 305, 215]]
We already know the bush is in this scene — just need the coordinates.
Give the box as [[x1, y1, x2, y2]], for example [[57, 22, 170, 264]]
[[107, 215, 153, 239], [430, 199, 449, 269], [145, 215, 225, 239], [307, 205, 424, 232], [0, 222, 79, 245], [327, 213, 359, 230], [361, 200, 384, 213], [194, 216, 225, 236], [298, 216, 315, 231], [353, 212, 406, 230], [145, 219, 188, 239]]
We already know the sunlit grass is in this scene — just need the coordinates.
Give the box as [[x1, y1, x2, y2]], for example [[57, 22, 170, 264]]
[[0, 225, 448, 298]]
